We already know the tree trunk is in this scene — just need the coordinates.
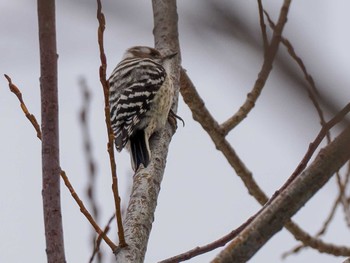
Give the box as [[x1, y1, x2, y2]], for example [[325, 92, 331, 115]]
[[114, 1, 181, 262], [37, 0, 66, 262]]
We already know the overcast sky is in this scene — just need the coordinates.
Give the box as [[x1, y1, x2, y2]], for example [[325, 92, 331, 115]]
[[1, 1, 350, 262]]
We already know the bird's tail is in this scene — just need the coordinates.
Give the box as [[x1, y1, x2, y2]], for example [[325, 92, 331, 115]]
[[130, 130, 150, 171]]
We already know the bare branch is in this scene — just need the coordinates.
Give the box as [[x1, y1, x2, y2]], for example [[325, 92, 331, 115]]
[[220, 0, 292, 134], [263, 9, 329, 135], [180, 69, 267, 204], [287, 161, 350, 259], [282, 185, 345, 259], [96, 0, 125, 247], [212, 124, 350, 263], [180, 69, 350, 259], [90, 213, 116, 263], [285, 219, 350, 256], [61, 170, 118, 252], [341, 163, 350, 227], [262, 9, 350, 257], [159, 215, 256, 263], [5, 74, 42, 139], [257, 0, 269, 55], [7, 75, 118, 253], [163, 94, 350, 261], [79, 78, 103, 262], [280, 102, 350, 189]]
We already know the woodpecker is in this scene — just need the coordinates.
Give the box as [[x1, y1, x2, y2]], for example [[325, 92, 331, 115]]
[[108, 46, 176, 171]]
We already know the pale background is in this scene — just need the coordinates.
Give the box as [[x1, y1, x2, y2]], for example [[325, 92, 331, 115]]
[[1, 1, 350, 262]]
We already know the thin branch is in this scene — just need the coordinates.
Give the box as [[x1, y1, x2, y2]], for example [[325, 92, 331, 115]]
[[4, 74, 42, 139], [285, 219, 350, 256], [341, 163, 350, 227], [180, 69, 267, 204], [96, 0, 125, 247], [180, 69, 350, 260], [61, 170, 118, 252], [178, 66, 350, 262], [212, 124, 350, 263], [89, 213, 116, 263], [257, 0, 269, 55], [316, 194, 341, 238], [79, 78, 102, 262], [263, 10, 329, 138], [282, 169, 350, 259], [6, 75, 118, 253], [159, 215, 256, 263], [274, 103, 350, 257], [220, 0, 291, 135], [282, 193, 341, 259], [278, 102, 350, 191], [312, 168, 350, 238], [263, 8, 350, 257], [261, 103, 350, 259]]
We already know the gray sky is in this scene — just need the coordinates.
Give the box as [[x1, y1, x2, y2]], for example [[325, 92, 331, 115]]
[[1, 1, 350, 262]]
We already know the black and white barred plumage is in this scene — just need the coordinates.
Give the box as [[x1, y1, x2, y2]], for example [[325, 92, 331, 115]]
[[109, 46, 175, 171]]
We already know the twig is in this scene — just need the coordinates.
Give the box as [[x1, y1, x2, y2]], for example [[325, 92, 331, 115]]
[[278, 102, 350, 191], [340, 163, 350, 227], [257, 0, 269, 55], [181, 71, 350, 258], [316, 194, 341, 238], [263, 10, 329, 139], [262, 101, 350, 258], [220, 0, 291, 135], [79, 78, 102, 262], [282, 163, 350, 259], [5, 74, 42, 139], [285, 219, 350, 256], [316, 168, 350, 237], [6, 75, 118, 252], [159, 215, 256, 263], [61, 170, 118, 252], [89, 213, 115, 263], [282, 194, 341, 259], [263, 9, 350, 257], [96, 0, 126, 247], [212, 124, 350, 262], [180, 69, 267, 204], [281, 243, 306, 259], [180, 69, 350, 260]]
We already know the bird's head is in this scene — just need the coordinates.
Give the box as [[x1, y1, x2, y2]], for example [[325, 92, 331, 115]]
[[122, 46, 177, 63]]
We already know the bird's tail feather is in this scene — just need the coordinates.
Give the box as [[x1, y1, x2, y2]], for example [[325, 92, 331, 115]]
[[130, 130, 150, 171]]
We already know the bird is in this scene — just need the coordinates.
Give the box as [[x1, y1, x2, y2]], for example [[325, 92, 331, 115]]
[[108, 46, 177, 171]]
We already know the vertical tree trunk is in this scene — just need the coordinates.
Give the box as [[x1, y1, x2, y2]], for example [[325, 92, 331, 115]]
[[114, 1, 180, 262], [37, 1, 66, 262]]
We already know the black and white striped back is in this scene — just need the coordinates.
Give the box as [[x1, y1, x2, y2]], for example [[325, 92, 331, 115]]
[[108, 56, 166, 152]]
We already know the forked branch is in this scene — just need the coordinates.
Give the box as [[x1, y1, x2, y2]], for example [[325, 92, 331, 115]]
[[220, 0, 292, 134]]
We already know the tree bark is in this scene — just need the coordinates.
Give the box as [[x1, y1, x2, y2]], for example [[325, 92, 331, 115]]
[[37, 0, 66, 262], [114, 1, 180, 262]]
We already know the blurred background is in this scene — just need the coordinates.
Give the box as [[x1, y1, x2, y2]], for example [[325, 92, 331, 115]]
[[1, 0, 350, 262]]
